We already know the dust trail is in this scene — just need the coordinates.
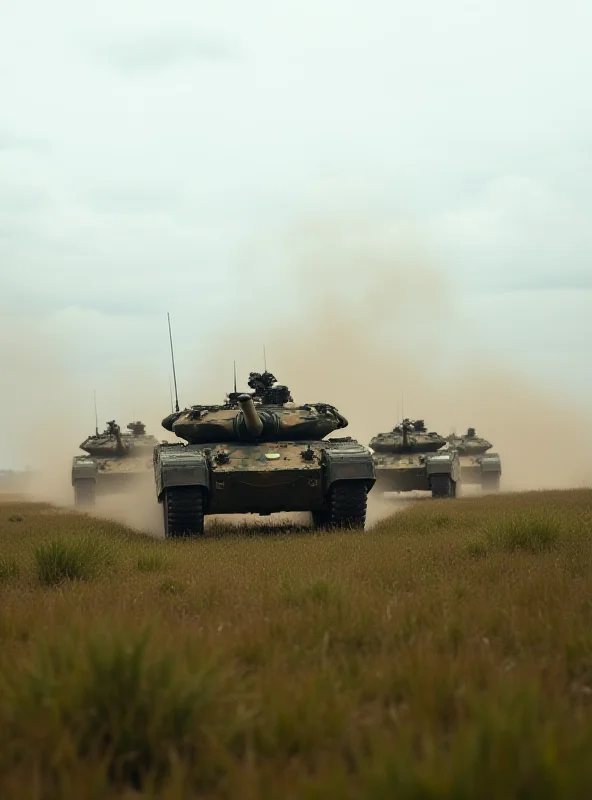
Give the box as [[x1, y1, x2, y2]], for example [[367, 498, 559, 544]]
[[198, 212, 592, 519], [86, 474, 164, 537], [0, 316, 174, 524], [366, 493, 413, 526], [3, 211, 591, 535], [0, 316, 88, 505]]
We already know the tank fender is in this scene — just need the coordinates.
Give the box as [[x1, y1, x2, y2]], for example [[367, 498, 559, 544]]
[[154, 445, 209, 499], [425, 451, 461, 482], [323, 445, 376, 491], [71, 456, 98, 486], [479, 453, 502, 475]]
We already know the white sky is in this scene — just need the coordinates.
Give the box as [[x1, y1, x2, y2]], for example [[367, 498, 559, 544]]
[[1, 0, 591, 468]]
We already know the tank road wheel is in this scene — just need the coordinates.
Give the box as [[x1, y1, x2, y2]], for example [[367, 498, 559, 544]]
[[163, 487, 205, 539], [74, 480, 96, 508], [431, 475, 456, 499], [482, 474, 501, 493], [326, 481, 368, 530]]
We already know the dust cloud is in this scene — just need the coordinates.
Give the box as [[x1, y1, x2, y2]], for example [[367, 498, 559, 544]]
[[0, 320, 173, 528], [87, 474, 164, 537], [201, 213, 592, 500], [2, 212, 591, 535], [0, 317, 87, 505]]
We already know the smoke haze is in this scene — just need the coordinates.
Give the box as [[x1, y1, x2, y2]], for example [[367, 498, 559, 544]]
[[2, 211, 591, 533], [202, 214, 592, 494]]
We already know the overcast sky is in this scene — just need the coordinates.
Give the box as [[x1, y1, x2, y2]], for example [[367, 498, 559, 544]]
[[1, 0, 591, 468]]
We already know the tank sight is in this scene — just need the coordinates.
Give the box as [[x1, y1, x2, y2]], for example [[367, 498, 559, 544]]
[[248, 371, 293, 405]]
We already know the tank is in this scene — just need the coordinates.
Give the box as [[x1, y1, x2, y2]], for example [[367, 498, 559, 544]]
[[370, 418, 460, 498], [153, 371, 376, 537], [71, 420, 157, 506], [445, 427, 502, 491]]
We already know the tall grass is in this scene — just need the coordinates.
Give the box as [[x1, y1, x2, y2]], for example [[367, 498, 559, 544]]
[[34, 537, 113, 585], [0, 490, 592, 797], [137, 552, 167, 572], [0, 556, 19, 582], [484, 511, 561, 553], [2, 630, 222, 790]]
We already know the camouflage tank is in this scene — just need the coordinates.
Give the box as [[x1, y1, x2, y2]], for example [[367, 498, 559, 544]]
[[153, 371, 376, 537], [445, 427, 502, 492], [370, 418, 460, 498], [71, 420, 157, 506]]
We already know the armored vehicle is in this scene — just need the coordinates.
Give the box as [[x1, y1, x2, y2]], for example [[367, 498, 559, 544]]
[[370, 418, 460, 498], [153, 371, 376, 537], [71, 420, 157, 506], [445, 427, 502, 492]]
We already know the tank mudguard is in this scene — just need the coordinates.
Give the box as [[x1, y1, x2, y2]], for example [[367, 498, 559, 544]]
[[323, 445, 376, 490], [425, 452, 461, 481], [480, 453, 502, 475], [154, 445, 209, 498], [71, 456, 98, 485]]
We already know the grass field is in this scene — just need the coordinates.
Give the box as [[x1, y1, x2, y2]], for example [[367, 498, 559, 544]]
[[1, 489, 592, 798]]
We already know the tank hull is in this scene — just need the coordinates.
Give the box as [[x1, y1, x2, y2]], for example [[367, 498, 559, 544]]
[[370, 440, 446, 454], [153, 438, 376, 533], [373, 451, 461, 498], [208, 463, 324, 514], [375, 466, 431, 492], [71, 454, 154, 506], [457, 453, 502, 489]]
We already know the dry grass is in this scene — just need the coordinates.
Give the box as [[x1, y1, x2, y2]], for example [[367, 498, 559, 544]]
[[1, 489, 592, 798]]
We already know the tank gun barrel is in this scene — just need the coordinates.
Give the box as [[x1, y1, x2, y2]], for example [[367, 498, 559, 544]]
[[238, 394, 264, 437], [106, 420, 126, 454], [113, 426, 125, 454], [402, 420, 410, 449]]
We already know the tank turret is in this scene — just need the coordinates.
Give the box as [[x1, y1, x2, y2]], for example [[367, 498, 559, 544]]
[[446, 427, 493, 455], [370, 418, 447, 454], [163, 371, 348, 444], [79, 420, 128, 457], [78, 420, 156, 457]]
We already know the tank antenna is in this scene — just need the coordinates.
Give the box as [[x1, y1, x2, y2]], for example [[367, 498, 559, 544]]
[[93, 390, 99, 435], [167, 312, 180, 413], [168, 375, 174, 413], [233, 360, 237, 393]]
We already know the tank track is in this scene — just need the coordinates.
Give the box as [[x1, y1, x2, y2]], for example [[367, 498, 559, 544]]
[[431, 475, 456, 499], [74, 480, 96, 508], [163, 486, 205, 539], [326, 481, 367, 529]]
